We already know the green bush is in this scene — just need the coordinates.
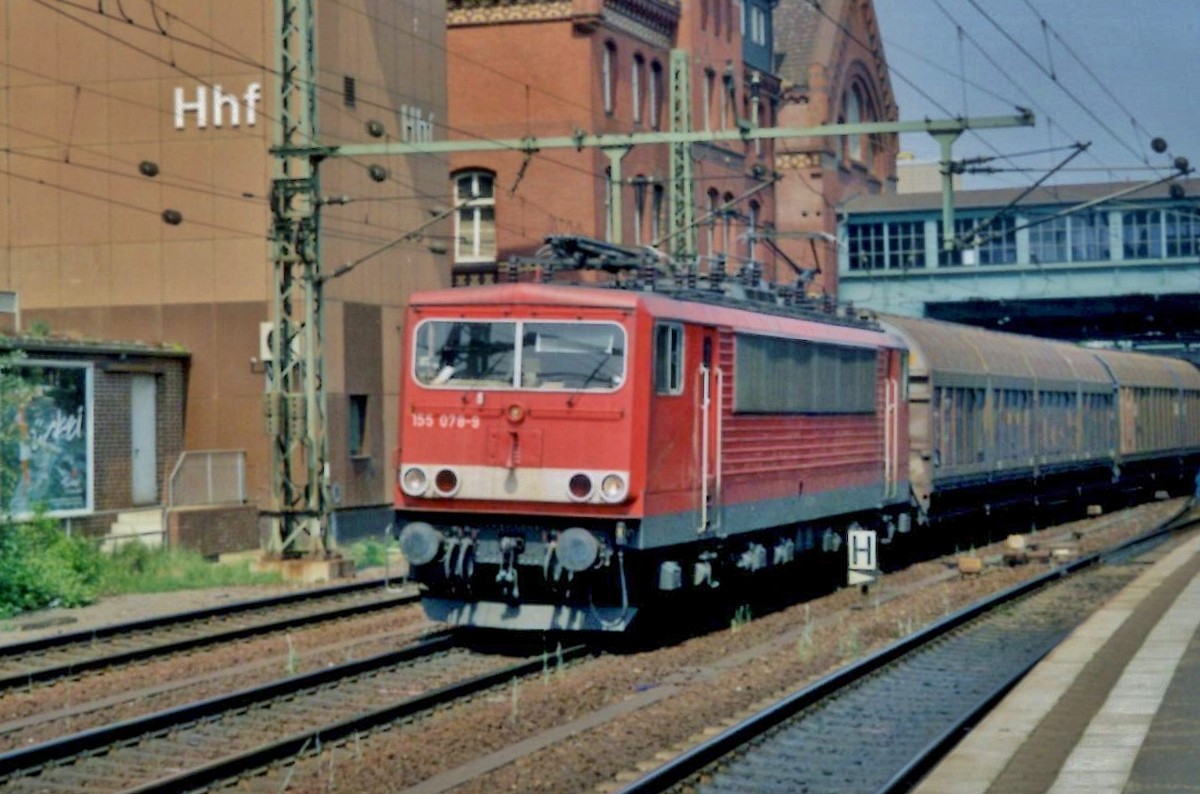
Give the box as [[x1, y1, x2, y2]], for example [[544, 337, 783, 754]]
[[96, 544, 280, 594], [347, 539, 389, 569], [0, 515, 102, 617]]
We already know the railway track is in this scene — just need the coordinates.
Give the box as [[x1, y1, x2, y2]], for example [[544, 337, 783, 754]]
[[0, 579, 416, 691], [0, 631, 590, 792], [615, 510, 1195, 794]]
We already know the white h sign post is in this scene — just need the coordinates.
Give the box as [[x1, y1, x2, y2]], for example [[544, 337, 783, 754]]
[[848, 527, 878, 587]]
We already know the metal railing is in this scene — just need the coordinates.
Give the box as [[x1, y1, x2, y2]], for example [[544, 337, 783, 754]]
[[168, 450, 247, 509]]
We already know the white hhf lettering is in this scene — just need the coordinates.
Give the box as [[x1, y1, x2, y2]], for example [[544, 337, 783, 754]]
[[174, 83, 261, 130], [174, 86, 208, 129], [243, 83, 261, 126], [212, 85, 240, 127]]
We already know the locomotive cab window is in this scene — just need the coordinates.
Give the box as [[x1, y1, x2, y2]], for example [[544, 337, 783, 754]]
[[523, 322, 625, 390], [414, 319, 625, 392], [654, 323, 684, 395]]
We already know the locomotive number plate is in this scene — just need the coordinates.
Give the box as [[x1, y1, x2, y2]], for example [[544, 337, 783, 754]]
[[411, 412, 481, 430]]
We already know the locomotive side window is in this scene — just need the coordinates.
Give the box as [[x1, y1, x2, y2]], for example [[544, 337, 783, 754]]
[[734, 333, 876, 414], [413, 319, 625, 391], [654, 323, 684, 395]]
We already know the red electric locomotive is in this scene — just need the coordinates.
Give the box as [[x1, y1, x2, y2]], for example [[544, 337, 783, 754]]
[[394, 256, 909, 630]]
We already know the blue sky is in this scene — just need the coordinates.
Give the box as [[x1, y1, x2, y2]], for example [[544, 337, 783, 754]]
[[872, 0, 1200, 189]]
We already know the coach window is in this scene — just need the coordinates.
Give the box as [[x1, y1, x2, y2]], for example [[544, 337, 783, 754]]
[[655, 323, 684, 395]]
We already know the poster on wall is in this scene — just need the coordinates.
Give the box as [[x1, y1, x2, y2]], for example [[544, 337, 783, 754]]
[[1, 360, 93, 519]]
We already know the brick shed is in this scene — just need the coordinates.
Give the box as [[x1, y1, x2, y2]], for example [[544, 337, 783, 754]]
[[0, 334, 231, 549]]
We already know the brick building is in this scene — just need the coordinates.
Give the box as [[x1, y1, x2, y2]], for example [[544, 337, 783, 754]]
[[773, 0, 899, 298], [0, 335, 187, 539], [445, 0, 782, 284], [445, 0, 898, 297], [0, 2, 450, 539]]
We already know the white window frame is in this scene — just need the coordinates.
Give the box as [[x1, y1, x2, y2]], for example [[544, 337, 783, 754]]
[[453, 171, 496, 263], [650, 61, 663, 130], [632, 54, 644, 124], [603, 41, 616, 115]]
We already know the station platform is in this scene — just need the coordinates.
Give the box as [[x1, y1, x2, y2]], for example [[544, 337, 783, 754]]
[[915, 529, 1200, 793]]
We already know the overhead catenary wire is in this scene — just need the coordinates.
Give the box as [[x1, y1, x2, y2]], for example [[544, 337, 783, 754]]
[[801, 0, 1028, 189], [962, 0, 1157, 170], [47, 0, 781, 257], [1019, 0, 1166, 162], [54, 0, 629, 202], [925, 0, 1112, 181]]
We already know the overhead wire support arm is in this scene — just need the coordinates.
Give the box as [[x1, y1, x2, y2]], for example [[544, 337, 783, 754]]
[[333, 111, 1036, 158], [318, 203, 462, 284], [337, 110, 1034, 257], [958, 141, 1091, 248], [971, 160, 1193, 248]]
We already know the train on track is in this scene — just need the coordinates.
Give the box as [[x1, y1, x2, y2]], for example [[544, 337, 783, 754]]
[[394, 237, 1200, 631]]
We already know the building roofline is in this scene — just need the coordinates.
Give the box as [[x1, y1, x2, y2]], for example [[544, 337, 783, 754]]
[[844, 176, 1200, 215], [0, 334, 190, 359]]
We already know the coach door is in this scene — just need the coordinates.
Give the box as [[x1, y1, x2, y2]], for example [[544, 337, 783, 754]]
[[883, 349, 903, 501], [697, 330, 721, 534]]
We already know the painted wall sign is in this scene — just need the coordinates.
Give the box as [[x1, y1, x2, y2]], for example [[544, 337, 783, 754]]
[[399, 104, 435, 143], [1, 360, 94, 518], [174, 83, 262, 130]]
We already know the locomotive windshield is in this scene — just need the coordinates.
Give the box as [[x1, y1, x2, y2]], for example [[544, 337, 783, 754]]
[[414, 319, 625, 391]]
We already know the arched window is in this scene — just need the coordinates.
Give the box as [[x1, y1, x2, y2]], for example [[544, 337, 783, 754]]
[[650, 61, 663, 129], [703, 68, 716, 131], [747, 200, 760, 264], [722, 192, 735, 257], [632, 54, 645, 124], [453, 170, 496, 263], [603, 41, 617, 115], [706, 189, 720, 257], [605, 166, 614, 241], [844, 85, 863, 162], [633, 175, 648, 245], [652, 184, 665, 242]]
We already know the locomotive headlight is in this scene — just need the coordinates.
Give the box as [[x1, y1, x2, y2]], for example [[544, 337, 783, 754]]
[[400, 466, 428, 496], [599, 473, 628, 503], [568, 473, 593, 501], [434, 468, 460, 496]]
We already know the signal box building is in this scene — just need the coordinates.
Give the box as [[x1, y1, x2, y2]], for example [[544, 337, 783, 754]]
[[0, 2, 450, 539], [837, 178, 1200, 361]]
